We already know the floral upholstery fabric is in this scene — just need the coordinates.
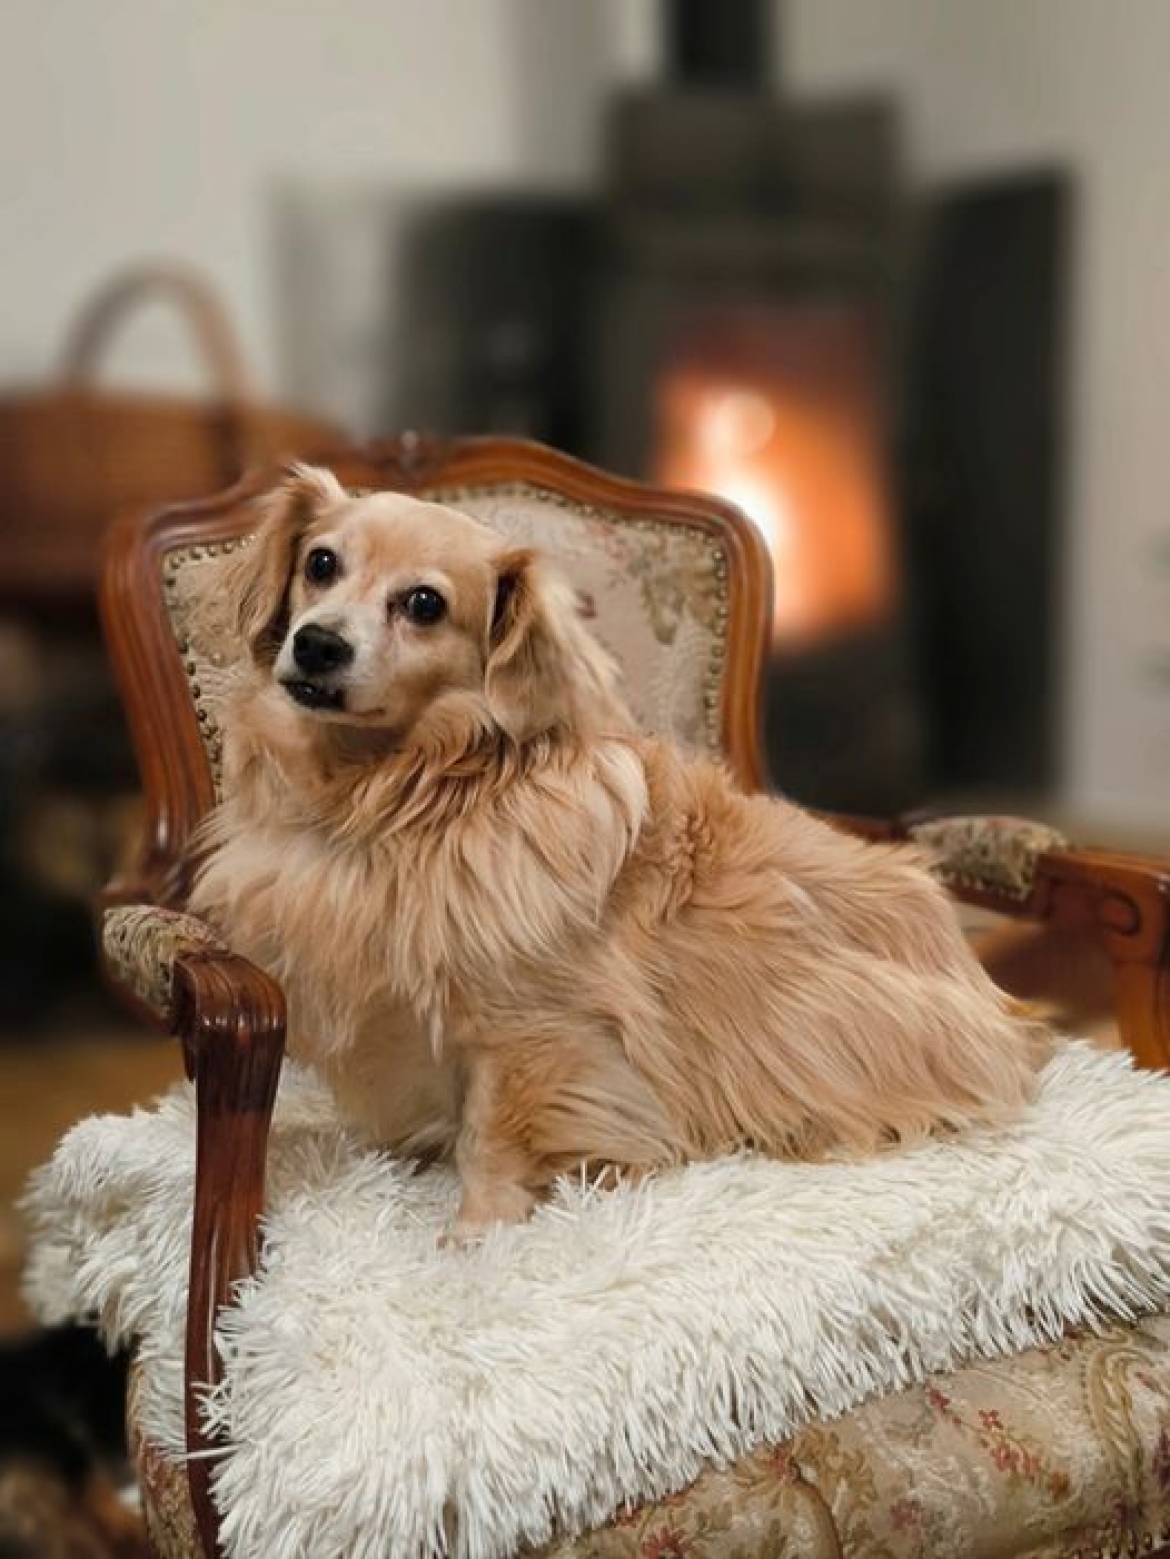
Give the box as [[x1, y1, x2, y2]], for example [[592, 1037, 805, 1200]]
[[909, 815, 1069, 903], [102, 903, 228, 1024], [160, 481, 734, 800], [130, 1314, 1170, 1558]]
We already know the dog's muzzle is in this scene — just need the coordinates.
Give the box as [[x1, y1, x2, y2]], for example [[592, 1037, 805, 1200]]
[[281, 624, 353, 710]]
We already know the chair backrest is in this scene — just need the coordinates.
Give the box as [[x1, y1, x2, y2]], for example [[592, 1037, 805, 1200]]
[[101, 435, 772, 901]]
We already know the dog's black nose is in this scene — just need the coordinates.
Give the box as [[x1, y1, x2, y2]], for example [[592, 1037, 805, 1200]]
[[292, 624, 354, 675]]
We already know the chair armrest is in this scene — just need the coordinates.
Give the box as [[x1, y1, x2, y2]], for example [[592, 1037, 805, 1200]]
[[905, 814, 1071, 907], [102, 904, 285, 1559], [101, 903, 231, 1063], [832, 813, 1170, 1072], [1023, 842, 1170, 1072]]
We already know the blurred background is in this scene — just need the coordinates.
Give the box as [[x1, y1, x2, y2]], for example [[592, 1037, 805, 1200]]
[[0, 0, 1165, 1335]]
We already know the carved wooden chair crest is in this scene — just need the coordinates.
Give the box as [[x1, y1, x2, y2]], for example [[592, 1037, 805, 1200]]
[[98, 436, 1170, 1557]]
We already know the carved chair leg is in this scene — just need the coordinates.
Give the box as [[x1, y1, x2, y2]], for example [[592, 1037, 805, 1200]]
[[173, 953, 286, 1559]]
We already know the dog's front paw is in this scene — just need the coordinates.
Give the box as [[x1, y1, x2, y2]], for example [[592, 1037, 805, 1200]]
[[439, 1182, 536, 1248], [437, 1218, 490, 1250]]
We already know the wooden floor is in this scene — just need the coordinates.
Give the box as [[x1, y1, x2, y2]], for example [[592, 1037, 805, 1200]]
[[0, 1008, 182, 1336]]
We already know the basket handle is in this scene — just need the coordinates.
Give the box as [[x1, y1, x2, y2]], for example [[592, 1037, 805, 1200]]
[[59, 264, 258, 403]]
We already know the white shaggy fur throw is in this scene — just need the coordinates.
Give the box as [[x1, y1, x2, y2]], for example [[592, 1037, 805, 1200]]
[[22, 1040, 1170, 1559]]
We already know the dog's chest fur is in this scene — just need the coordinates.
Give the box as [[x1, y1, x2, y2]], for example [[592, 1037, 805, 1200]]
[[190, 737, 651, 1067]]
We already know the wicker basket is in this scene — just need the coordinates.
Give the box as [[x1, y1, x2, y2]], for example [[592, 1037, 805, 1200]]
[[0, 265, 339, 599]]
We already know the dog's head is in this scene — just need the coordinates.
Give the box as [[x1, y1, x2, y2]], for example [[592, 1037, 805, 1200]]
[[225, 464, 624, 745]]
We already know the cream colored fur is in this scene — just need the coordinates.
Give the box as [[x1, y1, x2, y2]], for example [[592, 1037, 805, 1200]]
[[191, 467, 1047, 1239]]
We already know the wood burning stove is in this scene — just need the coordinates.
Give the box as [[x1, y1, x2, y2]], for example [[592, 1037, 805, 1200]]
[[359, 0, 1066, 815], [593, 0, 921, 811]]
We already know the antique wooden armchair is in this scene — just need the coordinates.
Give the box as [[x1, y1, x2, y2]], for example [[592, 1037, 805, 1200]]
[[97, 436, 1170, 1557]]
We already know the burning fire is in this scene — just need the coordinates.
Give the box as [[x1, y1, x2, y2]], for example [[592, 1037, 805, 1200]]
[[654, 309, 895, 644]]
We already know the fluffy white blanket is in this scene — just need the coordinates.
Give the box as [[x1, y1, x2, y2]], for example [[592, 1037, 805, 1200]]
[[22, 1041, 1170, 1559]]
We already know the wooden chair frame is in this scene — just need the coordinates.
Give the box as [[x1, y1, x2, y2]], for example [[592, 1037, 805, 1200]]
[[97, 435, 1170, 1557]]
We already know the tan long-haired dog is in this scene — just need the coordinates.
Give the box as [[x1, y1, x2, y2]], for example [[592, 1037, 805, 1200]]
[[191, 465, 1047, 1241]]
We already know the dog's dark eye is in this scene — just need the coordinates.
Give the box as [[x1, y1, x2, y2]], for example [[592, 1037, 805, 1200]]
[[403, 586, 446, 625], [305, 547, 339, 585]]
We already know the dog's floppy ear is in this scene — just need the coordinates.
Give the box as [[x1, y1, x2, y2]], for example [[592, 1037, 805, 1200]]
[[227, 464, 347, 664], [486, 548, 620, 742]]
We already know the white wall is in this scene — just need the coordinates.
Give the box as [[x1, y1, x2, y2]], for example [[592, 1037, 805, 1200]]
[[5, 0, 1161, 829], [787, 0, 1170, 833], [0, 0, 620, 394]]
